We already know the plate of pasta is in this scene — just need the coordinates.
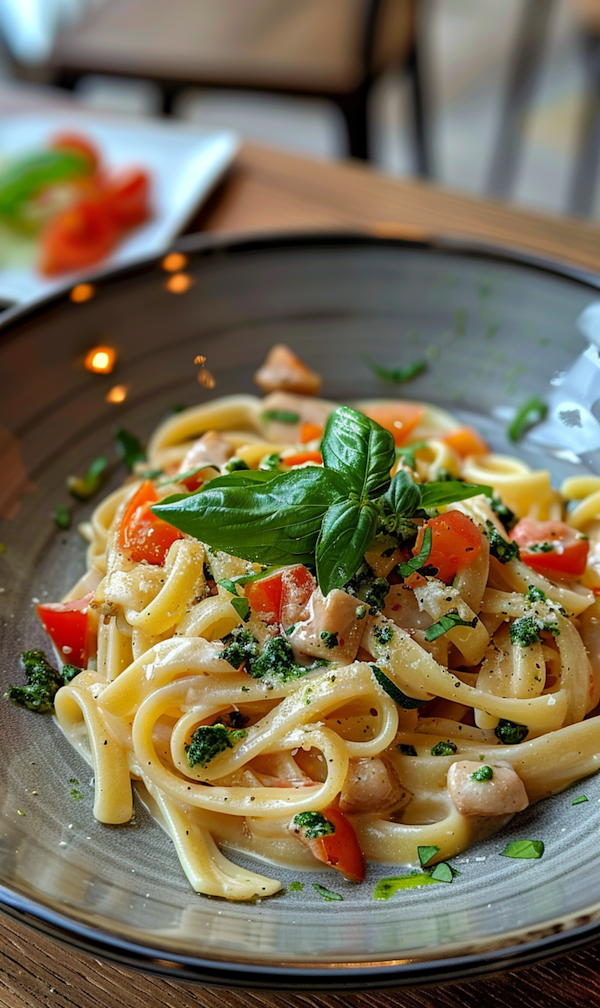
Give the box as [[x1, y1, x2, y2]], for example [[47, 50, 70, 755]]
[[1, 232, 600, 989]]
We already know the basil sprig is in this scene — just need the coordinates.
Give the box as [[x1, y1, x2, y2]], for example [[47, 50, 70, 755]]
[[152, 406, 492, 595]]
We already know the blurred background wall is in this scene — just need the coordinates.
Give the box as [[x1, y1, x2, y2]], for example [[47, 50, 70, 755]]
[[0, 0, 597, 218]]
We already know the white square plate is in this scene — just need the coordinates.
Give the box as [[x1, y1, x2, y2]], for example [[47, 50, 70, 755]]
[[0, 111, 238, 304]]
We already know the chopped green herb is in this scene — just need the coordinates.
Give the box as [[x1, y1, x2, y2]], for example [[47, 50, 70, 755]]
[[430, 740, 457, 756], [365, 356, 427, 384], [186, 724, 247, 768], [417, 845, 440, 867], [248, 636, 314, 683], [470, 764, 494, 782], [572, 795, 588, 805], [258, 452, 282, 471], [397, 743, 417, 756], [355, 604, 367, 620], [507, 396, 548, 443], [429, 862, 455, 883], [373, 874, 438, 900], [292, 811, 335, 840], [395, 441, 428, 471], [371, 666, 426, 709], [364, 577, 391, 611], [529, 541, 554, 553], [219, 629, 258, 669], [261, 409, 301, 424], [312, 883, 343, 901], [425, 612, 477, 642], [510, 616, 542, 648], [69, 777, 84, 801], [319, 630, 339, 649], [114, 428, 145, 471], [495, 719, 528, 744], [373, 624, 394, 645], [67, 455, 109, 502], [61, 664, 83, 684], [224, 458, 250, 473], [289, 881, 304, 891], [525, 585, 546, 603], [230, 596, 250, 622], [485, 521, 520, 563], [499, 840, 544, 860], [5, 650, 76, 714], [490, 494, 516, 531], [398, 526, 432, 578], [52, 503, 71, 529]]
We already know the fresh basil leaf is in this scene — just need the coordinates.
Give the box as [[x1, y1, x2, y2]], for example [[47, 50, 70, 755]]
[[382, 470, 421, 522], [114, 428, 145, 471], [365, 356, 427, 384], [394, 441, 428, 471], [398, 526, 432, 577], [321, 406, 395, 500], [424, 612, 477, 641], [316, 500, 378, 595], [67, 455, 109, 501], [205, 470, 281, 489], [230, 566, 282, 585], [507, 395, 547, 443], [499, 840, 544, 860], [371, 666, 427, 709], [572, 795, 588, 805], [152, 467, 343, 567], [417, 845, 439, 867], [419, 481, 492, 510], [158, 464, 217, 487], [429, 862, 456, 883], [219, 578, 239, 595]]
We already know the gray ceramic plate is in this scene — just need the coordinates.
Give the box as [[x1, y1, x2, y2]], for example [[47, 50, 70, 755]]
[[1, 232, 600, 990]]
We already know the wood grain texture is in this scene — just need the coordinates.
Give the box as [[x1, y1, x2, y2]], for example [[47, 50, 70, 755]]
[[199, 143, 600, 275], [4, 132, 600, 1008]]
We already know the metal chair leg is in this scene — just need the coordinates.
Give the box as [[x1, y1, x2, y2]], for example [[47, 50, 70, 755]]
[[568, 30, 600, 217], [405, 40, 430, 178], [337, 83, 371, 160], [486, 0, 555, 199]]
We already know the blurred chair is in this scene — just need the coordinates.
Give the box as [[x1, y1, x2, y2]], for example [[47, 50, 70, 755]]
[[487, 0, 600, 216], [43, 0, 430, 172]]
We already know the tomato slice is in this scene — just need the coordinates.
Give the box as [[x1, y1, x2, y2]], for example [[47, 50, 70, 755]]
[[119, 480, 183, 565], [511, 519, 589, 576], [361, 403, 424, 446], [282, 451, 322, 467], [413, 510, 483, 584], [103, 168, 152, 230], [246, 564, 315, 625], [39, 197, 119, 276], [299, 422, 323, 444], [443, 425, 489, 458], [306, 805, 365, 882], [37, 592, 94, 668]]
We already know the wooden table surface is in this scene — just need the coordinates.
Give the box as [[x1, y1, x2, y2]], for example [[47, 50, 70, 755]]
[[3, 126, 600, 1008]]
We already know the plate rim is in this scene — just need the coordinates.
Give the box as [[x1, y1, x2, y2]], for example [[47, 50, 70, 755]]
[[1, 227, 600, 988]]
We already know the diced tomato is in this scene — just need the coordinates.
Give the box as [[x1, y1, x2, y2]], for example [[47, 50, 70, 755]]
[[413, 510, 483, 584], [299, 422, 323, 444], [37, 592, 94, 668], [282, 451, 323, 467], [443, 425, 489, 458], [178, 469, 207, 492], [50, 132, 100, 174], [361, 403, 424, 446], [246, 564, 315, 625], [102, 168, 152, 230], [511, 519, 589, 577], [39, 197, 119, 276], [305, 805, 365, 883], [119, 480, 183, 565]]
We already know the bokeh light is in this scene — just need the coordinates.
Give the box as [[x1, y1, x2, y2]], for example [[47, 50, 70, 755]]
[[84, 345, 117, 374]]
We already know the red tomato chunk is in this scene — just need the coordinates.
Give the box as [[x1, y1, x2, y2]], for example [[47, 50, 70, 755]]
[[413, 510, 483, 584], [511, 518, 589, 577], [37, 592, 94, 668]]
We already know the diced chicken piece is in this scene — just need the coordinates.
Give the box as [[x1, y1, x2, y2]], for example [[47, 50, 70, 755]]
[[254, 344, 322, 396], [447, 760, 529, 817], [259, 390, 334, 444], [179, 430, 233, 473], [339, 757, 409, 815], [289, 588, 366, 663]]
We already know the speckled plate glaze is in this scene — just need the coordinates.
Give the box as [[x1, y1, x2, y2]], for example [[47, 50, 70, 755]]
[[1, 232, 599, 990]]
